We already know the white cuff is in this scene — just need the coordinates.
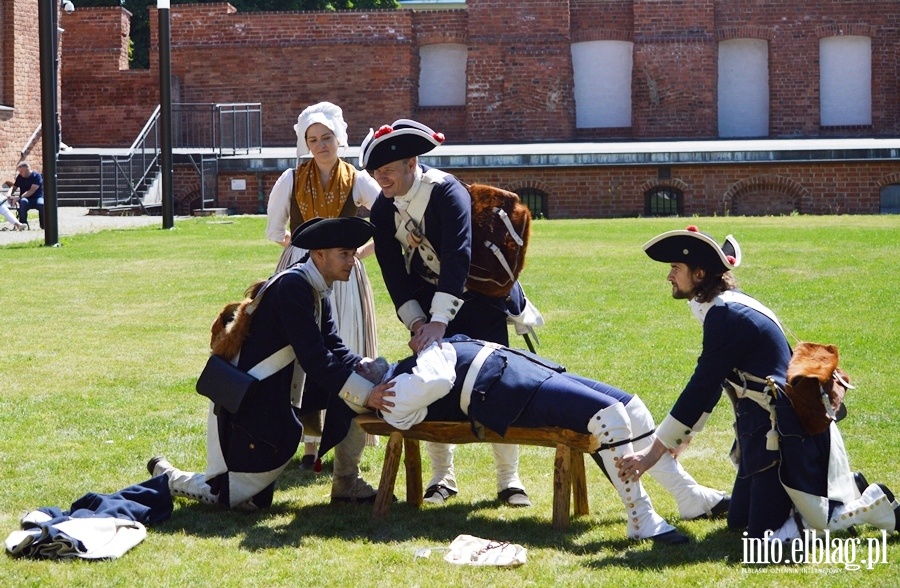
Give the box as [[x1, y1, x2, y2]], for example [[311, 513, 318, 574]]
[[430, 292, 463, 324], [338, 372, 375, 414], [656, 413, 696, 450], [398, 300, 427, 331]]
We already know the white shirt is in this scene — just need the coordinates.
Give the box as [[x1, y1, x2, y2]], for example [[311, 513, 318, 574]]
[[382, 342, 458, 430], [265, 163, 381, 243]]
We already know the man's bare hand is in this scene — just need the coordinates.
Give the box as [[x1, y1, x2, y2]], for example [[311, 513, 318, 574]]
[[366, 381, 395, 413], [409, 321, 447, 354], [616, 439, 667, 483]]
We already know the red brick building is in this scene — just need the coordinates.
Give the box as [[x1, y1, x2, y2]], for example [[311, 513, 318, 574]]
[[5, 1, 900, 217], [1, 0, 46, 179]]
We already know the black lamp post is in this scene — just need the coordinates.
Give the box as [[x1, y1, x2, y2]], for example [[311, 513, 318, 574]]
[[158, 0, 175, 229], [37, 0, 71, 246]]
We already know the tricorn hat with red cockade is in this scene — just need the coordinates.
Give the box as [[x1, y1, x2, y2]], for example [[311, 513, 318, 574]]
[[358, 119, 445, 173], [643, 225, 742, 275]]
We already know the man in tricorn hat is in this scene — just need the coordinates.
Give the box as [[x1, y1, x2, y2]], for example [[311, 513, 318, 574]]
[[149, 217, 393, 509], [618, 225, 899, 540], [360, 119, 531, 507]]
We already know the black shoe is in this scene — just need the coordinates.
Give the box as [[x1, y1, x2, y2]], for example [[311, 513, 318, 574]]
[[649, 529, 690, 545], [854, 471, 869, 495], [688, 495, 731, 520], [298, 455, 319, 471], [147, 455, 166, 476], [707, 495, 731, 519], [497, 487, 532, 507], [423, 484, 457, 504]]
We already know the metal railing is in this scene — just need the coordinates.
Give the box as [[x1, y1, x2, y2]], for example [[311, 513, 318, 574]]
[[174, 102, 263, 155], [97, 102, 262, 210], [99, 105, 161, 210], [20, 124, 43, 159]]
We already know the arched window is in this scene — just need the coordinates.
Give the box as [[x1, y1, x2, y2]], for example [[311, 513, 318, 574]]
[[516, 187, 549, 220], [881, 184, 900, 214], [644, 186, 683, 217], [820, 36, 872, 126], [418, 43, 467, 107], [718, 39, 769, 138], [571, 40, 633, 128]]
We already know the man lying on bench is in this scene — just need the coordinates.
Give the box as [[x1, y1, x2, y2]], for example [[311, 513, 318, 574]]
[[357, 335, 730, 545]]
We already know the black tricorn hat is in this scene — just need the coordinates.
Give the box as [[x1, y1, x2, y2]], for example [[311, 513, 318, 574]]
[[291, 217, 373, 250], [643, 225, 742, 275], [358, 119, 445, 173]]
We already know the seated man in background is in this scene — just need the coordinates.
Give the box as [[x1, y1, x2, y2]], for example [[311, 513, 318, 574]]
[[9, 162, 44, 230]]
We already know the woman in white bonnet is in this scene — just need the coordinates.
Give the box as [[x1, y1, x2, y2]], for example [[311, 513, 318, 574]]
[[265, 102, 381, 474]]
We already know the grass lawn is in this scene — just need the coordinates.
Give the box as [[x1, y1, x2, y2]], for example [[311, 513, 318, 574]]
[[1, 214, 898, 587]]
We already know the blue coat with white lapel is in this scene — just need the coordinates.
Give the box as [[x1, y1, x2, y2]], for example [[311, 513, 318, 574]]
[[220, 269, 365, 476], [370, 164, 471, 306], [656, 291, 792, 477]]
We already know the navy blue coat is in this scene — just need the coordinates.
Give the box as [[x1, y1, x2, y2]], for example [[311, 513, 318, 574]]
[[370, 165, 521, 346], [219, 269, 362, 476], [389, 336, 632, 437]]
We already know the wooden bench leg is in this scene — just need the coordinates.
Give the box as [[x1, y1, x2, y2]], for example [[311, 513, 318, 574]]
[[404, 438, 423, 508], [571, 451, 589, 518], [552, 443, 572, 530], [373, 431, 404, 518]]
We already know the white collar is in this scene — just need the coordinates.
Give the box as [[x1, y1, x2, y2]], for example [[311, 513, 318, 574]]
[[392, 165, 424, 211], [688, 298, 714, 325], [298, 257, 332, 298]]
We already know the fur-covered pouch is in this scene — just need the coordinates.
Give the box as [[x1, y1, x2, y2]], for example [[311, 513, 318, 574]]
[[465, 184, 531, 298], [784, 342, 853, 435], [201, 279, 268, 414]]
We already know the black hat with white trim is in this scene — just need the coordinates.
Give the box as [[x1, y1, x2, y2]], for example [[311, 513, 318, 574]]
[[291, 217, 374, 250], [643, 225, 742, 275], [358, 119, 445, 173]]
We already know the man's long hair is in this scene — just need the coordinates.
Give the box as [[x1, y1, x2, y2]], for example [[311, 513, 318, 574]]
[[692, 268, 738, 303]]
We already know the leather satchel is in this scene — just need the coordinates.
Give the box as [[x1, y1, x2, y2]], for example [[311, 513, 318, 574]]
[[196, 354, 258, 414]]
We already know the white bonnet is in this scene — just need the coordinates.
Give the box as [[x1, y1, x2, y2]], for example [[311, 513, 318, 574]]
[[294, 102, 349, 158]]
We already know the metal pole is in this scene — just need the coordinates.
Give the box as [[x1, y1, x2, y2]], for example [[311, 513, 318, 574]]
[[158, 0, 175, 228], [38, 0, 59, 245]]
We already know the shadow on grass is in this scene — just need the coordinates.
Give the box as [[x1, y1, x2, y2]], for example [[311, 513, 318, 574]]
[[151, 492, 761, 569], [155, 497, 613, 552], [584, 526, 745, 569]]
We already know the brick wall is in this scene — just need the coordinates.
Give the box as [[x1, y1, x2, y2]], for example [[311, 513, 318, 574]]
[[215, 160, 896, 218], [715, 1, 900, 136], [1, 0, 44, 175], [448, 162, 896, 218], [465, 0, 574, 142], [60, 8, 159, 147], [57, 1, 900, 148]]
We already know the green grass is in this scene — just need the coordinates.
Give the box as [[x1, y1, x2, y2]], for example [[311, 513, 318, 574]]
[[1, 215, 898, 586]]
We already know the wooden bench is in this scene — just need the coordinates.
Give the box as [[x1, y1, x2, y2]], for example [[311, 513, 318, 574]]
[[355, 414, 600, 529]]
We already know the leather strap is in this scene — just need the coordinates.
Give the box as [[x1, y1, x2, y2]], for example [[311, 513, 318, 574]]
[[459, 344, 500, 414]]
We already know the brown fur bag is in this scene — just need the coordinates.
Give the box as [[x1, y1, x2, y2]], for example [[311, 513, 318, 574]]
[[464, 184, 531, 298], [209, 280, 266, 359], [784, 342, 853, 436]]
